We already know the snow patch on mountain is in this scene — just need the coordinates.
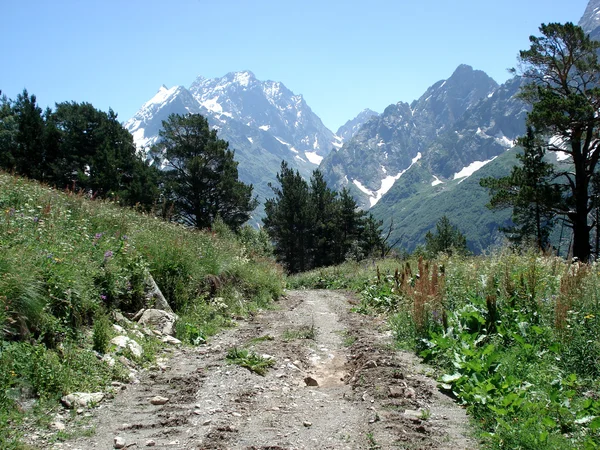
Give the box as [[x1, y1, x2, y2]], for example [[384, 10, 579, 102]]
[[453, 156, 497, 182], [305, 151, 323, 165], [431, 175, 443, 186]]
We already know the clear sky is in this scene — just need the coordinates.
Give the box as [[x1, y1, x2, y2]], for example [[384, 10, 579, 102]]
[[1, 1, 589, 131]]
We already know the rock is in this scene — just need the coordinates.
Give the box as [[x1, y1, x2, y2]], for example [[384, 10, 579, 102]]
[[112, 311, 131, 325], [405, 387, 416, 399], [303, 421, 312, 427], [202, 419, 212, 426], [113, 324, 125, 334], [114, 436, 126, 448], [102, 354, 115, 367], [130, 329, 144, 339], [150, 396, 169, 405], [111, 382, 127, 390], [362, 360, 377, 369], [145, 440, 156, 447], [110, 336, 143, 359], [389, 386, 404, 398], [61, 392, 105, 409], [162, 335, 182, 345], [52, 420, 66, 431], [144, 274, 174, 313], [304, 376, 319, 387], [132, 309, 146, 322]]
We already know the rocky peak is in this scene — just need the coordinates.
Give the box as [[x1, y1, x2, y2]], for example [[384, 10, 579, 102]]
[[579, 0, 600, 36]]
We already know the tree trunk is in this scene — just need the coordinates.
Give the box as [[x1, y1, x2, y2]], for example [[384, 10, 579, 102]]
[[573, 155, 591, 261]]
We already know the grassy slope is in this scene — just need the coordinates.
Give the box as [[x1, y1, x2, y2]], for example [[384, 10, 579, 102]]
[[371, 149, 518, 253], [0, 172, 284, 447]]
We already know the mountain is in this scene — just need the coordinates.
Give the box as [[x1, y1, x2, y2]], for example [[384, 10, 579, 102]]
[[320, 65, 499, 209], [369, 75, 530, 253], [336, 109, 379, 142], [580, 0, 600, 39], [125, 71, 343, 220]]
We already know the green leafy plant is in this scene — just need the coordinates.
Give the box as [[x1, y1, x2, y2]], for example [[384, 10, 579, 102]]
[[225, 347, 275, 376]]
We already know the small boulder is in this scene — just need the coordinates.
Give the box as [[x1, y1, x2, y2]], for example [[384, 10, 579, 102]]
[[61, 392, 105, 409], [162, 335, 182, 345], [114, 436, 126, 448], [111, 336, 143, 359], [304, 376, 319, 387], [138, 309, 177, 336], [150, 396, 169, 405]]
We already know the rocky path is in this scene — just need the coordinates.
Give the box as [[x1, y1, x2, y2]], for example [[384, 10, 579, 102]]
[[60, 290, 476, 449]]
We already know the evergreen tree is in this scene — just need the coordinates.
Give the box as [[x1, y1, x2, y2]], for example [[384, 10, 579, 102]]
[[0, 93, 17, 171], [156, 113, 257, 229], [309, 169, 338, 267], [515, 22, 600, 261], [480, 127, 561, 250], [264, 163, 386, 272], [13, 90, 45, 179], [263, 161, 313, 273], [424, 215, 468, 256]]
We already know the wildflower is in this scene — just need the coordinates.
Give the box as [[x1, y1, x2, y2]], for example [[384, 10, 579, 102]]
[[95, 233, 103, 239], [584, 314, 595, 320], [122, 235, 128, 241], [104, 250, 113, 260], [100, 294, 107, 300], [33, 216, 39, 223]]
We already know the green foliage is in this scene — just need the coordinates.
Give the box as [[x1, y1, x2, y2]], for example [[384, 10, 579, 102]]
[[0, 92, 160, 210], [424, 215, 468, 257], [264, 162, 386, 273], [155, 113, 258, 230], [481, 127, 561, 251], [297, 251, 600, 447], [282, 324, 316, 341], [517, 22, 600, 261], [92, 313, 112, 354], [0, 171, 285, 445], [225, 347, 275, 376]]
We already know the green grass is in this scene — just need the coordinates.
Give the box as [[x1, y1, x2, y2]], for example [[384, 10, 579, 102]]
[[225, 347, 275, 376], [0, 172, 285, 445], [292, 251, 600, 449], [282, 324, 317, 341]]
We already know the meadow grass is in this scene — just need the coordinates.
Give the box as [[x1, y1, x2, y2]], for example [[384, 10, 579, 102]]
[[0, 172, 284, 446], [289, 251, 600, 448]]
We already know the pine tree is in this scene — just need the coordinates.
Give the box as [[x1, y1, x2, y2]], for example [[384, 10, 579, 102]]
[[515, 22, 600, 261], [309, 169, 338, 267], [480, 127, 561, 250], [156, 113, 257, 229], [424, 215, 468, 256], [13, 90, 45, 179], [263, 161, 313, 273]]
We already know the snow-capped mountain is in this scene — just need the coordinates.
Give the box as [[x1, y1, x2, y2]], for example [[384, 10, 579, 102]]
[[580, 0, 600, 39], [188, 71, 341, 164], [124, 71, 345, 220], [336, 109, 379, 142], [320, 64, 499, 209], [125, 71, 339, 166]]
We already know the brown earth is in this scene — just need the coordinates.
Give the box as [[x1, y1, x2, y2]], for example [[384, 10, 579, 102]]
[[39, 290, 477, 449]]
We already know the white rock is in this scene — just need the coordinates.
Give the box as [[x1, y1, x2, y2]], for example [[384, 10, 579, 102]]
[[138, 309, 177, 336], [150, 396, 169, 405], [61, 392, 105, 409], [162, 335, 182, 345], [52, 420, 66, 431], [114, 436, 126, 448], [145, 439, 156, 447], [113, 324, 125, 334], [101, 354, 115, 367], [110, 336, 143, 359]]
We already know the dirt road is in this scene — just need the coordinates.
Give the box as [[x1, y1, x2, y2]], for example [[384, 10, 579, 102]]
[[63, 290, 476, 449]]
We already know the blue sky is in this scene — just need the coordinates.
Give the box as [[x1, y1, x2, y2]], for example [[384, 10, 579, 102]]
[[1, 1, 588, 131]]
